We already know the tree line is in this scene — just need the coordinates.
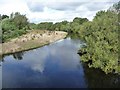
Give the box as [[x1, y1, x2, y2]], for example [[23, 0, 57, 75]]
[[0, 1, 119, 74], [0, 12, 88, 42], [78, 1, 119, 74]]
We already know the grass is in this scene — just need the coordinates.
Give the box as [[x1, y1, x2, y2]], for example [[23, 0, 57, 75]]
[[1, 30, 68, 55]]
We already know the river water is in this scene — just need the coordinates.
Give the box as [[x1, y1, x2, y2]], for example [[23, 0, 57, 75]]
[[1, 37, 120, 88]]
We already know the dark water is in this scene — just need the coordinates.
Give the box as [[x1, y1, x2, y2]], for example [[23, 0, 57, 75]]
[[1, 37, 120, 88]]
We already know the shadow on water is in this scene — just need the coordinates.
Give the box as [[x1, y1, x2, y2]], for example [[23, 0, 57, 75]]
[[82, 63, 120, 88], [12, 52, 24, 60], [1, 52, 25, 62]]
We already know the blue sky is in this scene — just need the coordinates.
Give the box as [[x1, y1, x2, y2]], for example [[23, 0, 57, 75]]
[[0, 0, 119, 23]]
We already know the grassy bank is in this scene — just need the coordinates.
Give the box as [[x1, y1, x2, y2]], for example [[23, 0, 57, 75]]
[[1, 30, 68, 55]]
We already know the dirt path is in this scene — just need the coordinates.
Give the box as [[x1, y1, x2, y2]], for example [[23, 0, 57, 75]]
[[0, 30, 67, 55]]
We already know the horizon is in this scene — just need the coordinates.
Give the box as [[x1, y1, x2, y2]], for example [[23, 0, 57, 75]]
[[0, 0, 119, 23]]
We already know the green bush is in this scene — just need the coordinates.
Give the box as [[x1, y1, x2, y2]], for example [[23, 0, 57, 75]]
[[79, 10, 119, 74], [1, 12, 28, 42]]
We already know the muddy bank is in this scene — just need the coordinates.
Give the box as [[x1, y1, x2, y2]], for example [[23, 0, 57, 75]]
[[0, 30, 67, 55]]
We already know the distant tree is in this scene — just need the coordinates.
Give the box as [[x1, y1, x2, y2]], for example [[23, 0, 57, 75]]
[[109, 1, 120, 13], [73, 17, 88, 24], [29, 23, 37, 30], [94, 11, 106, 20], [1, 15, 9, 19], [2, 12, 28, 42], [10, 12, 14, 19], [14, 12, 20, 16], [13, 12, 28, 29], [61, 20, 68, 25], [2, 19, 16, 32], [67, 17, 89, 34], [0, 14, 2, 20], [37, 22, 53, 30]]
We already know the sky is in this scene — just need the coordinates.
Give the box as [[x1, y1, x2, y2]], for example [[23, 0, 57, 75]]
[[0, 0, 119, 23]]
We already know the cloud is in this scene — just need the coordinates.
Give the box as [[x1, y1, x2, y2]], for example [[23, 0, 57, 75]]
[[46, 1, 86, 11], [0, 0, 30, 15], [22, 48, 49, 73], [0, 0, 119, 23], [27, 2, 44, 12]]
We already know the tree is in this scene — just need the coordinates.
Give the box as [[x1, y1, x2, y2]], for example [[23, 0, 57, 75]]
[[1, 15, 9, 19], [2, 12, 28, 42], [94, 11, 106, 20], [10, 12, 14, 19], [37, 22, 53, 30], [0, 14, 2, 20], [13, 13, 28, 29], [67, 17, 89, 34], [79, 10, 119, 74], [73, 17, 88, 24], [109, 1, 120, 13]]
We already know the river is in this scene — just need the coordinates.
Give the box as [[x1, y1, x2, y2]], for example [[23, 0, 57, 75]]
[[1, 37, 120, 88]]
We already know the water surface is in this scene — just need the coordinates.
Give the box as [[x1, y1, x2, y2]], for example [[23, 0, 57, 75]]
[[1, 37, 120, 88]]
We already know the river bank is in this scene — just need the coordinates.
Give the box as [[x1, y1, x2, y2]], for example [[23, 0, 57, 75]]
[[0, 30, 67, 56]]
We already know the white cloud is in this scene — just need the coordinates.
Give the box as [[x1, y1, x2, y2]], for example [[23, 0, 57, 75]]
[[0, 0, 119, 23]]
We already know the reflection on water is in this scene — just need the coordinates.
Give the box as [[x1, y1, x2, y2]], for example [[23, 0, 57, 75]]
[[82, 63, 120, 88], [12, 52, 24, 60], [2, 37, 86, 88], [1, 37, 120, 88]]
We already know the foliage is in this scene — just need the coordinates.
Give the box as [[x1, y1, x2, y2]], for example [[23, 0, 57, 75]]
[[1, 12, 89, 42], [109, 1, 120, 13], [37, 22, 53, 30], [1, 12, 28, 42], [12, 12, 28, 29], [1, 1, 119, 75], [1, 14, 9, 19], [28, 23, 37, 30], [78, 5, 119, 74], [69, 18, 88, 34]]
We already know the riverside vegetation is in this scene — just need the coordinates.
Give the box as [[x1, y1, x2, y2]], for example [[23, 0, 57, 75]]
[[1, 30, 67, 55], [0, 1, 119, 74]]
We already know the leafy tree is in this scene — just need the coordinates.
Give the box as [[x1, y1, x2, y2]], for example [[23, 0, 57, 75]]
[[2, 12, 28, 42], [94, 11, 106, 20], [10, 12, 14, 19], [0, 14, 2, 20], [12, 12, 28, 29], [37, 22, 53, 30], [73, 17, 88, 24], [1, 15, 9, 19], [29, 23, 37, 30], [109, 1, 120, 13], [79, 8, 119, 74], [67, 17, 89, 34]]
